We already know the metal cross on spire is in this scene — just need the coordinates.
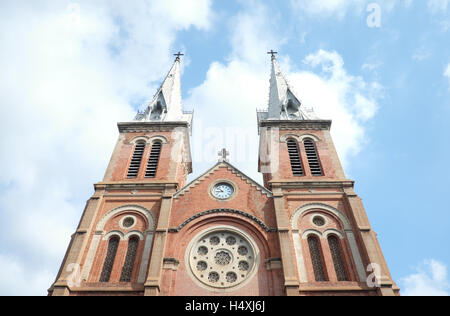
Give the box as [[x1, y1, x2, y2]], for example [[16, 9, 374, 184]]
[[218, 148, 230, 162], [174, 51, 184, 61], [267, 50, 278, 59]]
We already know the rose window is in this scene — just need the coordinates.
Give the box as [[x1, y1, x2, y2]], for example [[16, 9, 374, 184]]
[[188, 229, 258, 289], [214, 251, 232, 265]]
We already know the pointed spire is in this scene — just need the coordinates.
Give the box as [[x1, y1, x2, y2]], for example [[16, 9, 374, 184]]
[[135, 53, 191, 123], [265, 51, 317, 120]]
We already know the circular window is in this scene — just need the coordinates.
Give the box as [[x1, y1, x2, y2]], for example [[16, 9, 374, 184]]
[[121, 216, 136, 229], [187, 228, 258, 289], [312, 216, 326, 227]]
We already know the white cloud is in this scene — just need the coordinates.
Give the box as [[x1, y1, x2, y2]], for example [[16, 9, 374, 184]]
[[290, 0, 365, 18], [401, 260, 449, 296], [0, 0, 213, 295], [187, 5, 381, 182], [290, 0, 412, 18], [445, 63, 450, 88], [290, 50, 381, 165], [0, 254, 55, 296], [428, 0, 450, 13]]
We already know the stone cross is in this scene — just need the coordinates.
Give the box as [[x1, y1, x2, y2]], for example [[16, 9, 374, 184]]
[[174, 51, 184, 61], [267, 50, 278, 59], [218, 148, 230, 162]]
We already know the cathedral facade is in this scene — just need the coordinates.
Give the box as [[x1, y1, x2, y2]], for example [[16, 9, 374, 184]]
[[49, 53, 399, 296]]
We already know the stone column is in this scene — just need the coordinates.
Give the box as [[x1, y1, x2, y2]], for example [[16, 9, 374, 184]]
[[272, 185, 299, 296], [345, 193, 396, 296], [144, 185, 177, 296]]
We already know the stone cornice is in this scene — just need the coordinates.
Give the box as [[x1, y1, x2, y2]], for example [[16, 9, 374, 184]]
[[94, 181, 179, 191], [269, 179, 354, 189], [117, 121, 190, 133], [258, 119, 332, 131], [169, 208, 277, 233]]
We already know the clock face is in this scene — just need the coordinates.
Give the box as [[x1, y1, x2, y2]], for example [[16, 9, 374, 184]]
[[212, 183, 234, 200]]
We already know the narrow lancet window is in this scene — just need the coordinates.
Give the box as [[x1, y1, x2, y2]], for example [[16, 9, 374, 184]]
[[127, 142, 146, 178], [99, 237, 120, 282], [287, 139, 304, 176], [304, 139, 323, 176], [145, 141, 162, 178], [328, 235, 349, 281], [120, 237, 139, 282], [308, 236, 328, 282]]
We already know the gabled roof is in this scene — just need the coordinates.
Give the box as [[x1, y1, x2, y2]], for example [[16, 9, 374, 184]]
[[173, 161, 273, 199]]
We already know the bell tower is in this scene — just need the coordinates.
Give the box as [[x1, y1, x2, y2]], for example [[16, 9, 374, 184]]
[[49, 54, 193, 296], [257, 52, 399, 296]]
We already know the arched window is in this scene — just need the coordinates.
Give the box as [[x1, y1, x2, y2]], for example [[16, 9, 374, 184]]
[[328, 235, 349, 281], [307, 236, 328, 282], [120, 237, 140, 282], [287, 139, 304, 176], [145, 141, 162, 178], [303, 139, 323, 176], [99, 236, 120, 282], [127, 142, 146, 178]]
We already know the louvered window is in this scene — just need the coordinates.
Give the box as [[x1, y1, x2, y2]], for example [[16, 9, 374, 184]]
[[304, 139, 323, 176], [99, 237, 120, 282], [287, 139, 304, 176], [145, 141, 162, 178], [127, 142, 146, 178], [308, 236, 328, 282], [120, 237, 139, 282], [328, 236, 349, 281]]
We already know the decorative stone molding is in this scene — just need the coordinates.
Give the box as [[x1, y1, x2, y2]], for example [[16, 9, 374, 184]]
[[291, 203, 351, 231], [291, 203, 367, 283], [280, 133, 321, 143], [118, 121, 190, 133], [130, 136, 150, 144], [129, 135, 170, 145], [96, 204, 156, 232], [174, 161, 272, 199], [265, 258, 282, 270], [149, 135, 169, 144], [102, 230, 125, 241], [163, 258, 180, 271], [259, 119, 332, 131], [124, 231, 145, 241], [169, 208, 277, 233]]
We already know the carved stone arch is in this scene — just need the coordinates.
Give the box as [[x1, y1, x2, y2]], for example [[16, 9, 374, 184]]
[[130, 136, 150, 145], [124, 231, 145, 241], [173, 208, 276, 233], [83, 205, 156, 283], [299, 134, 321, 143], [301, 229, 322, 239], [96, 204, 156, 232], [291, 203, 351, 232], [323, 229, 345, 239], [280, 133, 301, 143], [103, 230, 124, 241], [290, 203, 366, 283], [280, 133, 321, 144], [149, 135, 169, 145]]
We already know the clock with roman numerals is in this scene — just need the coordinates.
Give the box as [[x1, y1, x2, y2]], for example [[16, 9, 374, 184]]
[[212, 182, 234, 200]]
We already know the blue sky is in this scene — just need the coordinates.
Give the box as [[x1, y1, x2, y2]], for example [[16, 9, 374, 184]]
[[0, 0, 449, 295]]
